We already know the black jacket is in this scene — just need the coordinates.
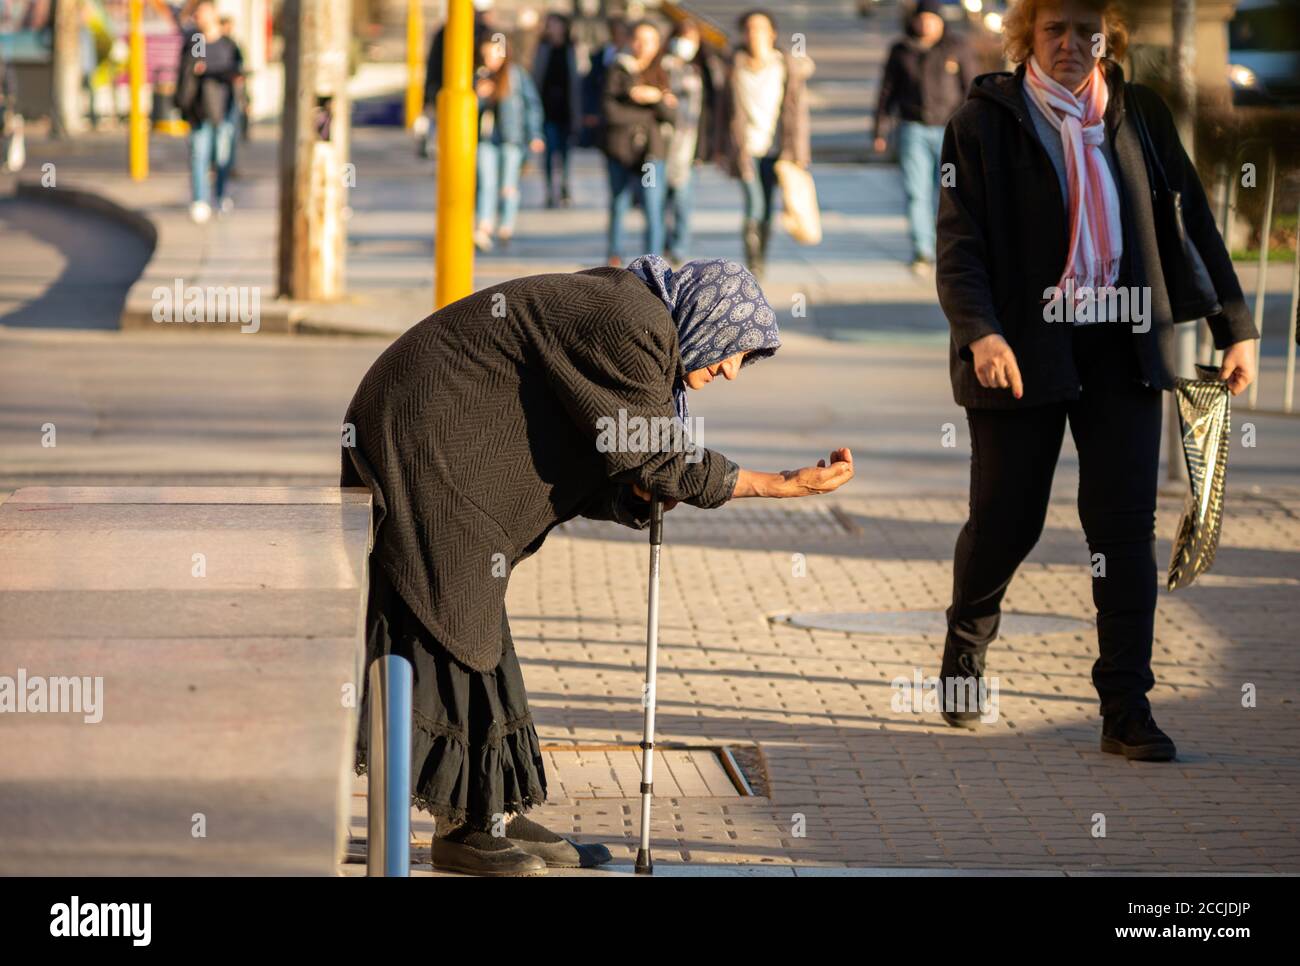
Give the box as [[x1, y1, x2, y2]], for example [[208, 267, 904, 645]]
[[601, 54, 675, 168], [874, 33, 975, 140], [937, 62, 1258, 410], [341, 268, 738, 671], [175, 33, 242, 126]]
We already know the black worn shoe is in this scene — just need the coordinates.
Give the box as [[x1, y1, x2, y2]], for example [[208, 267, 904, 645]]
[[505, 815, 612, 869], [938, 646, 987, 730], [431, 826, 548, 876], [1100, 710, 1177, 762]]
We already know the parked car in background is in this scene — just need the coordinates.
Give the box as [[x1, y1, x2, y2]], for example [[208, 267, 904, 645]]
[[1228, 0, 1300, 107]]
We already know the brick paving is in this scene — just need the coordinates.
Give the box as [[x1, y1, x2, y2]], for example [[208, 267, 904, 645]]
[[475, 489, 1300, 874]]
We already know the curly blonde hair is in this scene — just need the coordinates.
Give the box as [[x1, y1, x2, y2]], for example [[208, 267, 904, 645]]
[[1002, 0, 1130, 65]]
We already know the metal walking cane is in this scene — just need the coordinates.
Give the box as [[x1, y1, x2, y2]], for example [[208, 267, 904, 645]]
[[635, 497, 664, 875]]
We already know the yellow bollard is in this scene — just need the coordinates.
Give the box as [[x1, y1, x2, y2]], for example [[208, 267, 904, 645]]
[[405, 0, 425, 130], [434, 0, 476, 309], [128, 0, 147, 180]]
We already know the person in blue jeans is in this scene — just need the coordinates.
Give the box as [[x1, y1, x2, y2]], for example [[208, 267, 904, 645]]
[[474, 34, 544, 253], [662, 20, 712, 265], [717, 10, 814, 281], [600, 20, 675, 266], [532, 13, 582, 208], [175, 0, 243, 223], [896, 121, 946, 269], [873, 0, 974, 274]]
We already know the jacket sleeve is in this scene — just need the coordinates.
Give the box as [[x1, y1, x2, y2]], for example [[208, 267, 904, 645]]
[[652, 90, 676, 125], [545, 309, 738, 508], [578, 484, 653, 530], [873, 45, 901, 142], [936, 109, 1004, 358], [603, 64, 643, 127], [519, 67, 544, 143], [1133, 85, 1257, 348]]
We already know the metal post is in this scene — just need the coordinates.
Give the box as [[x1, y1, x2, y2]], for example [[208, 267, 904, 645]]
[[1165, 0, 1198, 484], [1284, 196, 1299, 414], [1248, 147, 1276, 410], [405, 0, 425, 129], [1203, 163, 1231, 366], [128, 0, 148, 180], [366, 653, 413, 877], [635, 498, 664, 875], [434, 0, 477, 308]]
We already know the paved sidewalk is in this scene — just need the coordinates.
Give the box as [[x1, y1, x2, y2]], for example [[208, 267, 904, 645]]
[[334, 485, 1300, 875], [0, 124, 938, 331], [498, 487, 1300, 873]]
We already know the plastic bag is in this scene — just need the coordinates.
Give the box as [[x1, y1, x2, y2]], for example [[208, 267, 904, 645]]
[[1167, 364, 1231, 591], [775, 159, 822, 245]]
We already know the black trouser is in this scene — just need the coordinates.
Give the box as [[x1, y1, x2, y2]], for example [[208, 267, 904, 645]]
[[945, 322, 1164, 716]]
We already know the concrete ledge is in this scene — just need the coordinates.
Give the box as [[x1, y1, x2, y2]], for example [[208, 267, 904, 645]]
[[14, 180, 159, 251], [0, 485, 373, 875]]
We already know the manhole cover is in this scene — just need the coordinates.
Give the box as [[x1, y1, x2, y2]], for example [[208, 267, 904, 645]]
[[770, 609, 1093, 637]]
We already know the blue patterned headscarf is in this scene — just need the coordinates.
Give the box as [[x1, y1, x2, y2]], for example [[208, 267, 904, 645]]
[[624, 255, 781, 424]]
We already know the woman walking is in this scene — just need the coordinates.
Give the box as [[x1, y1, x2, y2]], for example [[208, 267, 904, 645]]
[[935, 0, 1257, 759], [473, 34, 544, 252], [532, 12, 583, 209], [717, 9, 813, 279], [174, 0, 242, 224], [872, 0, 975, 275], [601, 20, 676, 266], [341, 256, 854, 875], [661, 19, 716, 264]]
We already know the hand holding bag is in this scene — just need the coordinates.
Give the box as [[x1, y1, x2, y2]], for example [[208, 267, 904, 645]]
[[1168, 364, 1231, 590], [1128, 87, 1221, 323], [775, 159, 822, 245]]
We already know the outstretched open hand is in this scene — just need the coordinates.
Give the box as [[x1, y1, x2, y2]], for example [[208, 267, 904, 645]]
[[779, 447, 854, 497]]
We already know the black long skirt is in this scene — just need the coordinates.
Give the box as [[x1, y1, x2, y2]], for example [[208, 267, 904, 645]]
[[353, 565, 548, 831]]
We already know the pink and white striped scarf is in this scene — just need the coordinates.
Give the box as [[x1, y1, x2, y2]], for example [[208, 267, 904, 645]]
[[1023, 55, 1123, 295]]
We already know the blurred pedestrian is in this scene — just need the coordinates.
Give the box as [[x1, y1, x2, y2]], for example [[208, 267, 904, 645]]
[[601, 20, 676, 266], [420, 0, 495, 157], [341, 255, 853, 875], [580, 17, 629, 150], [661, 19, 714, 265], [873, 0, 974, 275], [174, 0, 243, 223], [473, 33, 544, 252], [717, 9, 813, 280], [218, 14, 248, 177], [532, 12, 583, 208], [935, 0, 1257, 756]]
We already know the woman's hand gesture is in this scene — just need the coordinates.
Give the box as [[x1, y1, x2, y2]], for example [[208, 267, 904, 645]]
[[628, 84, 663, 104], [732, 449, 855, 499], [777, 448, 854, 497]]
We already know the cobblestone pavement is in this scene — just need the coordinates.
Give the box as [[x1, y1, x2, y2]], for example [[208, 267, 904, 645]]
[[473, 488, 1300, 874]]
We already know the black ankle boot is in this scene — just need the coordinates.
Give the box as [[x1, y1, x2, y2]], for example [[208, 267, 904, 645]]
[[757, 218, 771, 261], [938, 645, 987, 730], [1101, 709, 1177, 761], [743, 217, 762, 273], [431, 825, 548, 876]]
